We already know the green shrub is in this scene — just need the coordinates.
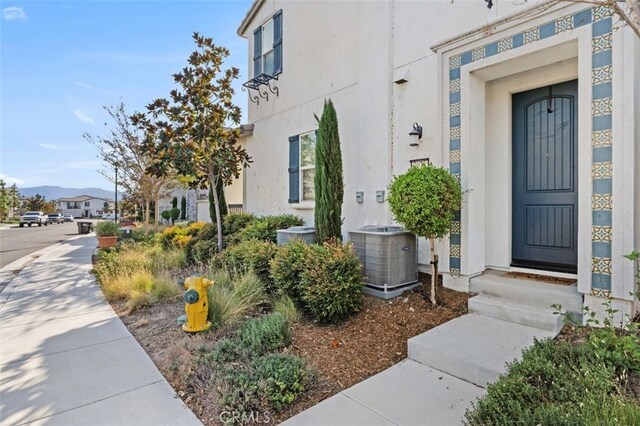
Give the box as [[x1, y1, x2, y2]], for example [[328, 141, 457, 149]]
[[464, 338, 640, 426], [96, 221, 120, 237], [238, 214, 303, 244], [207, 271, 267, 328], [223, 212, 258, 245], [300, 241, 364, 324], [237, 313, 291, 357], [588, 328, 640, 373], [221, 240, 278, 291], [185, 223, 218, 264], [270, 239, 312, 300], [130, 228, 156, 243], [216, 364, 260, 419], [273, 294, 301, 324], [254, 354, 308, 411]]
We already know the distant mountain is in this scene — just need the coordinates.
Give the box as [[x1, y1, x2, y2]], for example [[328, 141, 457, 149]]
[[19, 186, 115, 201]]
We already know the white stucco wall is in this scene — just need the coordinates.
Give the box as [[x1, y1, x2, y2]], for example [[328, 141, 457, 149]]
[[238, 1, 639, 313]]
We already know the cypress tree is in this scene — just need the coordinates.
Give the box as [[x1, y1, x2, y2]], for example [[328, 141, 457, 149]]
[[314, 99, 343, 242], [180, 196, 187, 220]]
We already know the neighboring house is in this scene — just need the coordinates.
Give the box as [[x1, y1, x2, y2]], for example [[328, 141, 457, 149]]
[[57, 195, 114, 218], [237, 1, 639, 320]]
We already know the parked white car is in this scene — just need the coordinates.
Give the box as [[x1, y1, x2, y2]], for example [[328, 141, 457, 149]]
[[101, 213, 119, 220], [19, 211, 47, 227]]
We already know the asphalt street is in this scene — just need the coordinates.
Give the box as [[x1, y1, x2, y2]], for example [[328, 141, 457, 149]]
[[0, 222, 83, 268]]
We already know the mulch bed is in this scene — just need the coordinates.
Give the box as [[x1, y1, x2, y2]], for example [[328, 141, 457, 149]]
[[113, 282, 468, 425]]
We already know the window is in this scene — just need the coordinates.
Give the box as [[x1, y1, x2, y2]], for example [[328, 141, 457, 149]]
[[84, 201, 90, 207], [288, 131, 316, 203], [253, 10, 282, 77]]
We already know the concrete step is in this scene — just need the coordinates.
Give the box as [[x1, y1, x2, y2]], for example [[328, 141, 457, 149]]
[[470, 271, 583, 314], [468, 294, 564, 333], [408, 314, 554, 387]]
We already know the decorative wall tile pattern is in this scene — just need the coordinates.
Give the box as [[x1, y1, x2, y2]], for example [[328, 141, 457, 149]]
[[450, 79, 461, 93], [555, 15, 574, 33], [592, 97, 613, 116], [446, 6, 615, 294], [497, 37, 512, 52], [591, 162, 613, 179], [592, 5, 613, 21], [592, 225, 612, 243], [449, 55, 461, 69], [523, 28, 540, 44], [592, 65, 612, 84], [592, 257, 612, 274], [592, 33, 613, 53], [592, 129, 612, 147], [592, 193, 613, 210], [472, 47, 485, 61]]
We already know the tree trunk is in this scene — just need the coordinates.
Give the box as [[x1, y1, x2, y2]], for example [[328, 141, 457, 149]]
[[210, 175, 223, 253], [144, 200, 150, 235], [154, 197, 160, 232], [429, 237, 438, 306]]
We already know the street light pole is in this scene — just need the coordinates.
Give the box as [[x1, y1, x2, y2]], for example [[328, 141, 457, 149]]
[[114, 167, 118, 223]]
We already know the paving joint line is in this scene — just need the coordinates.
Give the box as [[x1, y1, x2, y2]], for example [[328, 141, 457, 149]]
[[16, 379, 166, 426], [0, 335, 133, 367]]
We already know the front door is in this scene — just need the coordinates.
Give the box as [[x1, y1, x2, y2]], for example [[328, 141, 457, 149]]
[[512, 80, 578, 273]]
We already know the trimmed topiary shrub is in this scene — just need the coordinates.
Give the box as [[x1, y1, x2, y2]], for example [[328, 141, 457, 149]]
[[300, 241, 364, 324], [221, 239, 278, 291], [388, 164, 462, 305]]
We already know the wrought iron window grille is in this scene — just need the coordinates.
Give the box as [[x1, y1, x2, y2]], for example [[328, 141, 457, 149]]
[[242, 73, 279, 105]]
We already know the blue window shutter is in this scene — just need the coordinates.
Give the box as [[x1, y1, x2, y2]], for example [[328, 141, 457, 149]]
[[288, 135, 299, 203], [273, 10, 283, 75], [253, 27, 262, 77]]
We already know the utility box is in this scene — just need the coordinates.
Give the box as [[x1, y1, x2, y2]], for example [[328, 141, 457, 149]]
[[276, 226, 316, 246], [348, 226, 419, 299]]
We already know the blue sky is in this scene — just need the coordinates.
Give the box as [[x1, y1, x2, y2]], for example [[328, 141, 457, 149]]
[[1, 0, 252, 191]]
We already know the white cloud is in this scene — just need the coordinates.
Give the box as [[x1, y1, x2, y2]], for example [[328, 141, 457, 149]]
[[36, 143, 69, 151], [0, 172, 26, 186], [2, 7, 27, 21], [73, 110, 95, 125]]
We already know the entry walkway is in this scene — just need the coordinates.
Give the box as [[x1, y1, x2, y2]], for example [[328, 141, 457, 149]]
[[282, 314, 554, 426], [0, 235, 201, 425]]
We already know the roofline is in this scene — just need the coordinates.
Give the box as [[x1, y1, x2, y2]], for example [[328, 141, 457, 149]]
[[430, 0, 562, 52], [237, 0, 265, 37]]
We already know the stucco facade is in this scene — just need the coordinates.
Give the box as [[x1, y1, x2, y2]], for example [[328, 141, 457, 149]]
[[237, 0, 639, 319]]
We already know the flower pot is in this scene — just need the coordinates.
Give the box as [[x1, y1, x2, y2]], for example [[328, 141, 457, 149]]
[[97, 235, 118, 248]]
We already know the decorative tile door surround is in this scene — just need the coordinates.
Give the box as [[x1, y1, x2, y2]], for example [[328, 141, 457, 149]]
[[447, 6, 614, 297]]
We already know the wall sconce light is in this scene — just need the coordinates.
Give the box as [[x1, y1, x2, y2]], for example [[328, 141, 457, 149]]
[[409, 122, 423, 146]]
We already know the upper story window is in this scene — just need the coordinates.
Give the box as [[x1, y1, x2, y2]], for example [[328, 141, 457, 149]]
[[253, 10, 282, 77], [84, 201, 91, 207]]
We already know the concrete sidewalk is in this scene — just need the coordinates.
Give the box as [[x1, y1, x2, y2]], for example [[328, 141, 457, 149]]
[[283, 314, 554, 426], [0, 235, 201, 425]]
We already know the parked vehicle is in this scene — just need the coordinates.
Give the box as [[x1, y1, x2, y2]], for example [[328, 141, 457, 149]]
[[47, 213, 64, 224], [63, 214, 75, 222], [19, 211, 47, 227], [101, 213, 119, 220]]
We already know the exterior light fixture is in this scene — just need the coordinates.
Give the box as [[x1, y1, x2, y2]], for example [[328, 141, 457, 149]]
[[409, 122, 423, 146], [485, 0, 493, 9]]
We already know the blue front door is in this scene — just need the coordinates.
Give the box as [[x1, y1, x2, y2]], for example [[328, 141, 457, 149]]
[[512, 80, 578, 273]]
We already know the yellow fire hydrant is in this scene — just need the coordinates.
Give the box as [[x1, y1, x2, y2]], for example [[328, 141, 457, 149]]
[[182, 276, 212, 333]]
